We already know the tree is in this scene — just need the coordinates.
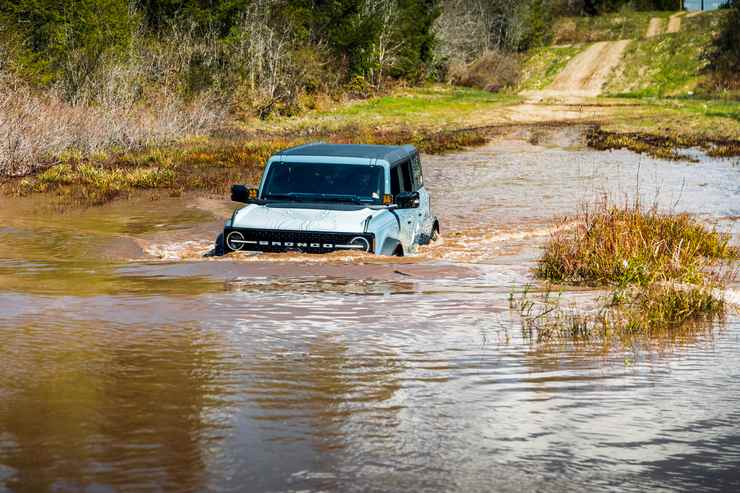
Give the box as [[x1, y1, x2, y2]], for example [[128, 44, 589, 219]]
[[709, 0, 739, 78], [0, 0, 135, 91]]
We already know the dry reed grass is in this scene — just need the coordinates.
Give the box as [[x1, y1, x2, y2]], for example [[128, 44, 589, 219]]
[[536, 199, 736, 286], [0, 71, 224, 178]]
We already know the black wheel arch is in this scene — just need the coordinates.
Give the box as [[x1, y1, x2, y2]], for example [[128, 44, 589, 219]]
[[380, 237, 403, 256]]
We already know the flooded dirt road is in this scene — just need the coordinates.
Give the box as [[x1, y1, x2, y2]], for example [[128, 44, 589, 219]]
[[1, 128, 739, 492]]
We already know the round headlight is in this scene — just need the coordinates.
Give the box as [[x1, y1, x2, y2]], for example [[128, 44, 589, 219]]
[[350, 236, 370, 252], [226, 231, 245, 251]]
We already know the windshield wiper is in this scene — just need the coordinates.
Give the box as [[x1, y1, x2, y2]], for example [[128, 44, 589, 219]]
[[317, 194, 367, 205], [266, 192, 371, 205], [264, 193, 311, 202]]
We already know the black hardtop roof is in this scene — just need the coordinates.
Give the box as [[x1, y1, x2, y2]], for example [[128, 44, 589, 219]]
[[276, 142, 416, 163]]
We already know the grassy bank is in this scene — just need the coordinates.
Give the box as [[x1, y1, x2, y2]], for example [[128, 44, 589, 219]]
[[251, 86, 520, 135], [605, 11, 729, 98], [599, 97, 740, 144], [3, 88, 504, 206]]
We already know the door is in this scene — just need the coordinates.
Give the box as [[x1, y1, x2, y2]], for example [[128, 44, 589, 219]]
[[391, 158, 424, 250], [410, 151, 432, 236]]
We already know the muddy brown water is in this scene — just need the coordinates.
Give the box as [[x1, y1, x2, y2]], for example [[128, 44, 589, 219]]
[[1, 129, 739, 492]]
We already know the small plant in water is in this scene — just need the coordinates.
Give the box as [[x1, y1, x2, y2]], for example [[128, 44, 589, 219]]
[[517, 198, 736, 350]]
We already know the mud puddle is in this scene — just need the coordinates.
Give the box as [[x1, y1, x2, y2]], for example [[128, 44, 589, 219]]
[[1, 127, 739, 492]]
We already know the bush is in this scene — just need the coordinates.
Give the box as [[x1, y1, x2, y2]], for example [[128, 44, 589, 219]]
[[448, 51, 520, 92], [536, 199, 736, 286]]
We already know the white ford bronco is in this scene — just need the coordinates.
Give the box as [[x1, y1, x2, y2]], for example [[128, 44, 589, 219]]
[[214, 143, 439, 256]]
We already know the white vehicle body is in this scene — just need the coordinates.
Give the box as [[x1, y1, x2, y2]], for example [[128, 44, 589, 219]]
[[218, 143, 439, 256]]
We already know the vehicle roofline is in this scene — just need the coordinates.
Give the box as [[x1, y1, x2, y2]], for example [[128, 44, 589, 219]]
[[266, 155, 392, 167], [269, 142, 417, 164]]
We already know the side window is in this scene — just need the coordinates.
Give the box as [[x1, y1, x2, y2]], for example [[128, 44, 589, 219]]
[[411, 153, 423, 189], [390, 165, 401, 196], [400, 159, 413, 192]]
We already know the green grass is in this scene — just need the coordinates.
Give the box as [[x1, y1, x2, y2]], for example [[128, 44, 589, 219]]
[[603, 97, 740, 141], [518, 45, 585, 91], [675, 98, 740, 124], [330, 87, 504, 118], [261, 85, 520, 133]]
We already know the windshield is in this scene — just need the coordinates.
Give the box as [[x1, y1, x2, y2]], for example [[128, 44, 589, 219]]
[[262, 162, 385, 205]]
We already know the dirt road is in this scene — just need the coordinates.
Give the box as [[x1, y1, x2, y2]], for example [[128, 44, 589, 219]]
[[646, 17, 664, 37], [522, 40, 631, 99], [667, 12, 686, 33]]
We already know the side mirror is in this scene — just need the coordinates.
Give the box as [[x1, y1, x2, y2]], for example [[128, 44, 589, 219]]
[[396, 191, 420, 209], [231, 185, 258, 203]]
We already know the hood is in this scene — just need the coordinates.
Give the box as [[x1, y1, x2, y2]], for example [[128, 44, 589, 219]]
[[232, 204, 380, 233]]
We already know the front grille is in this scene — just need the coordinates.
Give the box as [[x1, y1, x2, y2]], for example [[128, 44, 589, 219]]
[[225, 228, 374, 253]]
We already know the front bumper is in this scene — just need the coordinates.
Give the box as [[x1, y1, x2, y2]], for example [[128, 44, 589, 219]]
[[223, 228, 375, 254]]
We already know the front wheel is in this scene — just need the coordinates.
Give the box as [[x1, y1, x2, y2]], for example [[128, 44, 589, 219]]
[[430, 223, 440, 242], [213, 233, 229, 257], [420, 222, 440, 245]]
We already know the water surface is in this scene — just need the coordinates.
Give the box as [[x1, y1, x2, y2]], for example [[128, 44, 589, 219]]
[[1, 128, 739, 492]]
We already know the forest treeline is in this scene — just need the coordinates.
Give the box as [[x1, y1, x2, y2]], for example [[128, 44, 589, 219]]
[[0, 0, 709, 115], [1, 0, 737, 177]]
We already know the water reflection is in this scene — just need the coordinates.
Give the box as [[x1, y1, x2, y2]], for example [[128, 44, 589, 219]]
[[0, 322, 234, 492]]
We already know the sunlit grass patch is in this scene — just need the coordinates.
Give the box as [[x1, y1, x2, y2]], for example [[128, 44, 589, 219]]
[[266, 85, 520, 133], [329, 86, 511, 118]]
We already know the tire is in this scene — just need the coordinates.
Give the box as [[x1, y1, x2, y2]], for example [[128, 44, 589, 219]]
[[213, 233, 229, 257], [431, 224, 440, 242], [393, 244, 404, 257]]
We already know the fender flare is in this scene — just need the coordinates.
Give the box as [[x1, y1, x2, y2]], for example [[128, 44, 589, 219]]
[[379, 237, 403, 256]]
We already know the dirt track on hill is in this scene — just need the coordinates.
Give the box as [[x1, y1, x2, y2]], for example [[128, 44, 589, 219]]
[[646, 17, 664, 37], [667, 12, 686, 33], [523, 40, 631, 99]]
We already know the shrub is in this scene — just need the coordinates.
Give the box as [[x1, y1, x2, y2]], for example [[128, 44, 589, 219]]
[[536, 199, 736, 286], [448, 51, 521, 92]]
